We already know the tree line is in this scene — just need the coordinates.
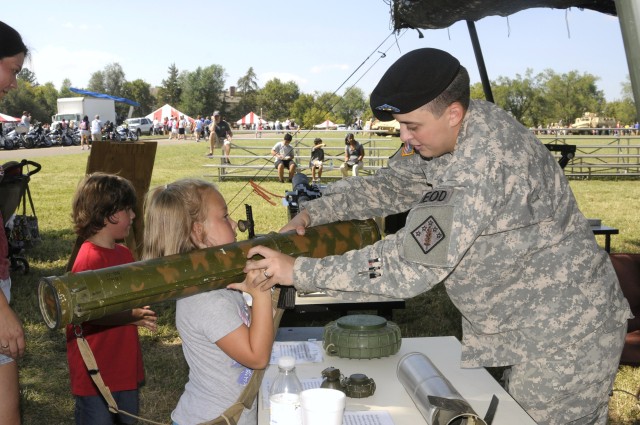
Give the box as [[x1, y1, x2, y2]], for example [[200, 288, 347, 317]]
[[0, 61, 635, 129]]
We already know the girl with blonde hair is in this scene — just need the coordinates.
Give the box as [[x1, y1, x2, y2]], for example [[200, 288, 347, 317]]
[[143, 179, 273, 425]]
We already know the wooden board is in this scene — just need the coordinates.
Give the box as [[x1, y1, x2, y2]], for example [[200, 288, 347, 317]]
[[66, 141, 157, 270]]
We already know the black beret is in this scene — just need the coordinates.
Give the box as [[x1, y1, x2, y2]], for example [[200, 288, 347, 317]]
[[370, 48, 460, 121]]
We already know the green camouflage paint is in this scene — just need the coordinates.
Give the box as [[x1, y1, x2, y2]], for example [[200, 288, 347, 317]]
[[38, 219, 380, 329]]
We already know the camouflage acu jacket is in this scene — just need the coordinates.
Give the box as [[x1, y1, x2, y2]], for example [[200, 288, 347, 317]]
[[294, 99, 631, 367]]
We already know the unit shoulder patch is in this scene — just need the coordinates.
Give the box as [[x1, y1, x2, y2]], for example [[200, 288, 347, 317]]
[[402, 192, 455, 267], [410, 216, 446, 254]]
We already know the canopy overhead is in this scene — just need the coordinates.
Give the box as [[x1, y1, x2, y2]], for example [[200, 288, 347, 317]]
[[388, 0, 640, 119], [391, 0, 617, 30], [314, 120, 337, 129], [0, 113, 20, 122], [69, 87, 140, 107], [237, 111, 267, 126], [145, 104, 194, 123]]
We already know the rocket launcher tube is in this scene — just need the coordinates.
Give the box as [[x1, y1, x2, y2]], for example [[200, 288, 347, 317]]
[[38, 219, 381, 329]]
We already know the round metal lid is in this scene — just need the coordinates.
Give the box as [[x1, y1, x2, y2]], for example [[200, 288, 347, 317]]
[[336, 314, 388, 331]]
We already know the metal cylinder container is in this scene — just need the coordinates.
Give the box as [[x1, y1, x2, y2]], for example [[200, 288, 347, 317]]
[[396, 352, 487, 425], [39, 219, 380, 329]]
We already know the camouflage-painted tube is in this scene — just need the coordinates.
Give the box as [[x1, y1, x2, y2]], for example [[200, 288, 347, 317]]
[[38, 219, 380, 329]]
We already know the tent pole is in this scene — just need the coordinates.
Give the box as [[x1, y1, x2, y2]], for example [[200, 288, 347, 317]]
[[615, 0, 640, 121], [466, 20, 494, 103]]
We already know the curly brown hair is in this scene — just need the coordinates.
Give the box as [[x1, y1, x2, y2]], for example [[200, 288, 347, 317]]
[[71, 173, 137, 240]]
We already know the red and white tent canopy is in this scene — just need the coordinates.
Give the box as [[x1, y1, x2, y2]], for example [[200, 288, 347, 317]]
[[314, 119, 337, 129], [0, 112, 20, 122], [236, 111, 267, 126], [145, 104, 194, 123]]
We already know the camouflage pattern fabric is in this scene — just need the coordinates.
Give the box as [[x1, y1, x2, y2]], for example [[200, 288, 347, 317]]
[[292, 100, 631, 420], [504, 317, 626, 424]]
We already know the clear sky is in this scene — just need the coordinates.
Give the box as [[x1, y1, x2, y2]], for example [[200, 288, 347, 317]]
[[3, 1, 629, 102]]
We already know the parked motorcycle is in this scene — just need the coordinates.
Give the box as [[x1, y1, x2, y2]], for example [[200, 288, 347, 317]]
[[49, 124, 74, 146], [5, 127, 30, 149], [26, 123, 53, 148], [102, 121, 118, 140], [115, 124, 139, 141], [0, 128, 17, 150], [70, 128, 81, 145]]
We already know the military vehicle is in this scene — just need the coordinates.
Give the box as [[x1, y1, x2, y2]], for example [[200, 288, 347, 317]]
[[371, 119, 400, 136], [571, 112, 616, 134]]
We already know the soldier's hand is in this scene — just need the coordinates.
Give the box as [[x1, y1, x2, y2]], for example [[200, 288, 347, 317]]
[[244, 246, 296, 291], [132, 306, 158, 332], [280, 209, 310, 235]]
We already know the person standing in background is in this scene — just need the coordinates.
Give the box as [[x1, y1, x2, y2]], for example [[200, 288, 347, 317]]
[[207, 111, 233, 158], [194, 115, 203, 142], [177, 115, 186, 140], [163, 117, 169, 136], [169, 117, 178, 140], [19, 111, 30, 129], [91, 115, 103, 142], [0, 20, 29, 425], [79, 115, 90, 150]]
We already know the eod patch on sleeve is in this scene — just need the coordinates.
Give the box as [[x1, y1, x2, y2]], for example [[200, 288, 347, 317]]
[[402, 188, 455, 266]]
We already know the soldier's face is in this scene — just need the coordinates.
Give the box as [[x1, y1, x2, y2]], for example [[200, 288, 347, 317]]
[[198, 190, 237, 248], [395, 105, 459, 158]]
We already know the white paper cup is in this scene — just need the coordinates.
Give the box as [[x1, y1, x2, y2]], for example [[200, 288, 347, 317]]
[[300, 388, 346, 425]]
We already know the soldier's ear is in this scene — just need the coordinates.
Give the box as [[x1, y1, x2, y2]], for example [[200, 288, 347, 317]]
[[447, 102, 464, 128]]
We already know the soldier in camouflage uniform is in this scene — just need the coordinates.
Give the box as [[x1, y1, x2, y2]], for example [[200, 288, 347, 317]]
[[246, 48, 632, 425]]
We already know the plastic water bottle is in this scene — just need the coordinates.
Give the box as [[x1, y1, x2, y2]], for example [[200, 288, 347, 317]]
[[269, 356, 303, 425]]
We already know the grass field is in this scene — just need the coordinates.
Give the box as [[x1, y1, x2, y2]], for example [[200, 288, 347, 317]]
[[5, 133, 640, 424]]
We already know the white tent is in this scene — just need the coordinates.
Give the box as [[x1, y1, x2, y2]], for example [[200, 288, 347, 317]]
[[146, 104, 195, 124], [313, 119, 337, 129], [237, 111, 267, 126]]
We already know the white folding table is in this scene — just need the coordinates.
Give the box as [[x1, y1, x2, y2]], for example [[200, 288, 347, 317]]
[[258, 335, 536, 424]]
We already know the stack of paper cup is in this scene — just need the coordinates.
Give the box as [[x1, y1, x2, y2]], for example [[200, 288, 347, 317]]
[[299, 388, 346, 425]]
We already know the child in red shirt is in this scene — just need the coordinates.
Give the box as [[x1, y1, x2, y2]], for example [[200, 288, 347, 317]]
[[66, 173, 158, 425]]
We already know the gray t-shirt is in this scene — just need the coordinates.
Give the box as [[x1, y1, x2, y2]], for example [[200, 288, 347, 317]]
[[171, 289, 256, 425], [272, 141, 295, 159]]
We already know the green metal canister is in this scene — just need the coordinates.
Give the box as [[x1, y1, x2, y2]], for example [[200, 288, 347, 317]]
[[323, 314, 401, 359]]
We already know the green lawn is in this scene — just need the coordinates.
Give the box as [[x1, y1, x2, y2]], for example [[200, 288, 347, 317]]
[[7, 135, 640, 424]]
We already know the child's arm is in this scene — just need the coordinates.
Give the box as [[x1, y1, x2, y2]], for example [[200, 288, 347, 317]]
[[0, 291, 25, 359], [87, 306, 158, 332], [221, 270, 274, 369]]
